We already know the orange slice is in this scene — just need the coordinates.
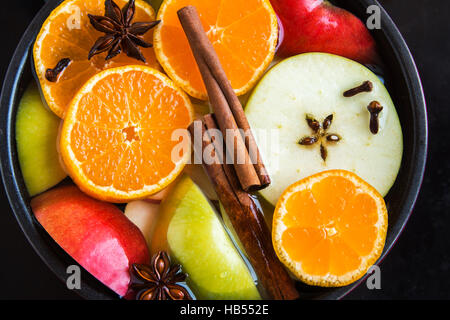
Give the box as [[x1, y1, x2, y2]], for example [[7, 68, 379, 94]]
[[272, 170, 388, 287], [154, 0, 278, 100], [33, 0, 160, 118], [59, 65, 193, 202]]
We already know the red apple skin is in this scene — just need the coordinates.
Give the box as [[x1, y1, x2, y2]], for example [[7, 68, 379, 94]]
[[271, 0, 378, 64], [31, 185, 150, 297]]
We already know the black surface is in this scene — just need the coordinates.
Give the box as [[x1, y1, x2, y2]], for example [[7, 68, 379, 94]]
[[0, 0, 446, 300]]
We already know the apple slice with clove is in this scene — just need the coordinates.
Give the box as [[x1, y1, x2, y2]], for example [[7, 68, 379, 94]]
[[245, 53, 403, 205]]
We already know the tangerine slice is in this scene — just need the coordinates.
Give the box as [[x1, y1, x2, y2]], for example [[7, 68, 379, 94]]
[[59, 65, 193, 202], [33, 0, 160, 118], [153, 0, 278, 100], [272, 170, 388, 287]]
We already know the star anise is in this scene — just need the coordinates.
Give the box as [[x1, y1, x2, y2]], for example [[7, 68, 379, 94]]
[[128, 251, 193, 300], [298, 114, 341, 161], [88, 0, 160, 62]]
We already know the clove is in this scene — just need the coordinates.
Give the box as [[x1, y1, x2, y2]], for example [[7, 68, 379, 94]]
[[343, 81, 373, 97], [45, 58, 71, 82], [367, 101, 384, 134]]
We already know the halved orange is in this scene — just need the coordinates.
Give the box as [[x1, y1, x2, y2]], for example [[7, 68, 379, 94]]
[[272, 170, 388, 287], [154, 0, 278, 100], [59, 65, 193, 202], [33, 0, 160, 118]]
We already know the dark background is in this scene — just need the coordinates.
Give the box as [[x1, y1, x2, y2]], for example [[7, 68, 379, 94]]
[[0, 0, 448, 299]]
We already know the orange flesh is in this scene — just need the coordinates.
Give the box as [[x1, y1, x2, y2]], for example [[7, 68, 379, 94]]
[[35, 0, 159, 118], [65, 68, 192, 197], [281, 176, 379, 276], [156, 0, 277, 99]]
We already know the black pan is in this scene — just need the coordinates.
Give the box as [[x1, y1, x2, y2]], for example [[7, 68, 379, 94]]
[[0, 0, 427, 300]]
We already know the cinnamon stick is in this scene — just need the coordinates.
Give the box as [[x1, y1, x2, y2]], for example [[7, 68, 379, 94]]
[[189, 115, 299, 300], [178, 6, 270, 191]]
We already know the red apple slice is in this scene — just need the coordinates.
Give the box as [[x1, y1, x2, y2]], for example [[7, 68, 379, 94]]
[[31, 185, 150, 297], [271, 0, 378, 64]]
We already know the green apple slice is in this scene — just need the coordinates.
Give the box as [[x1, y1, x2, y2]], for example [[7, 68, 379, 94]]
[[151, 175, 260, 300], [245, 53, 403, 206], [16, 82, 67, 196]]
